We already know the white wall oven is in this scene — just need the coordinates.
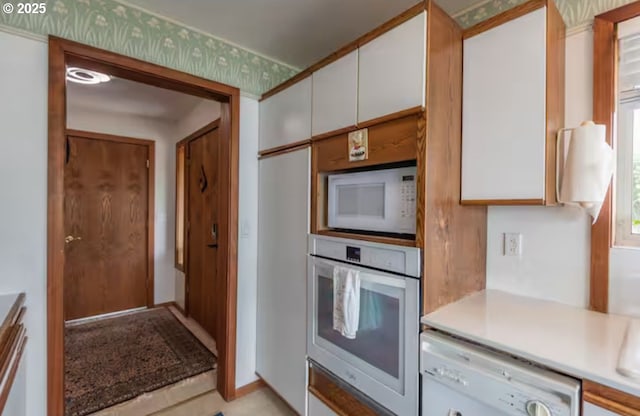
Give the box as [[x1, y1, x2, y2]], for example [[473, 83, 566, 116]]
[[327, 166, 417, 235], [307, 234, 421, 416]]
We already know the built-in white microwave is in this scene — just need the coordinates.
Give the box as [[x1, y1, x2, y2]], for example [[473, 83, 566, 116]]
[[327, 166, 416, 234]]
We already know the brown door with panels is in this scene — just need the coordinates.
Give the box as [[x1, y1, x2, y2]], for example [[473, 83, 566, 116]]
[[63, 132, 152, 321], [186, 126, 219, 338]]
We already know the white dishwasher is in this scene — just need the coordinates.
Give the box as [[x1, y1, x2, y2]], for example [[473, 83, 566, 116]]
[[420, 331, 581, 416]]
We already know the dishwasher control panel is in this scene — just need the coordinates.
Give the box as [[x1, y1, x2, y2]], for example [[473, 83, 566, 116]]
[[420, 331, 580, 416]]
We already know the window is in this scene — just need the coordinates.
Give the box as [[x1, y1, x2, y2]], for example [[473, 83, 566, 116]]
[[616, 24, 640, 247], [175, 143, 186, 270]]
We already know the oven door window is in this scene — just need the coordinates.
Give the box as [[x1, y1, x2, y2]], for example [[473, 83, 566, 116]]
[[314, 263, 405, 391]]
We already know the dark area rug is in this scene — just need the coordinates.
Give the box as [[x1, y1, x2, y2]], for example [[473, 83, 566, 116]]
[[64, 307, 216, 416]]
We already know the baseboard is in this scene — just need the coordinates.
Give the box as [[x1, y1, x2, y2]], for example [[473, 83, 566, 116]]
[[234, 378, 266, 399], [154, 301, 185, 316]]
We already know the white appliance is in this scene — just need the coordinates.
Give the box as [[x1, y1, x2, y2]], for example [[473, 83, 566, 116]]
[[308, 234, 421, 416], [420, 331, 581, 416], [327, 166, 417, 234]]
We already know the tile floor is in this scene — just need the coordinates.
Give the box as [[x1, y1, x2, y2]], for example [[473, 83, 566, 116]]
[[89, 306, 295, 416]]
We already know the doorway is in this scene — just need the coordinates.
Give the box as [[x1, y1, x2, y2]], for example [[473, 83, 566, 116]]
[[48, 37, 240, 416], [63, 131, 155, 321], [180, 121, 221, 338]]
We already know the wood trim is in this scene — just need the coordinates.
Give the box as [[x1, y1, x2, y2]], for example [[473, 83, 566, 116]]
[[311, 125, 357, 143], [0, 336, 26, 415], [460, 199, 546, 206], [176, 119, 221, 148], [315, 229, 416, 247], [544, 0, 565, 206], [153, 301, 185, 315], [234, 378, 266, 399], [47, 37, 67, 416], [48, 37, 240, 415], [65, 129, 155, 146], [258, 142, 311, 160], [146, 142, 156, 309], [356, 106, 424, 129], [463, 0, 546, 39], [309, 388, 350, 416], [421, 2, 487, 314], [258, 138, 312, 157], [66, 130, 156, 309], [310, 106, 425, 145], [596, 2, 640, 23], [591, 16, 617, 313], [308, 365, 378, 416], [583, 380, 640, 415], [175, 143, 186, 272], [216, 98, 239, 400], [260, 2, 426, 101]]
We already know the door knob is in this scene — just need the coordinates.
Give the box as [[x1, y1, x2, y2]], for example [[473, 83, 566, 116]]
[[65, 235, 82, 244]]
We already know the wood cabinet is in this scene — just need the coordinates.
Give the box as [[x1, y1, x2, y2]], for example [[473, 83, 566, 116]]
[[358, 12, 426, 123], [256, 148, 310, 414], [583, 380, 640, 416], [312, 50, 358, 137], [259, 77, 312, 151], [461, 0, 565, 205]]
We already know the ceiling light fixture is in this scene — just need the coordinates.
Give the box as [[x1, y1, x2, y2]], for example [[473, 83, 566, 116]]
[[66, 67, 111, 85]]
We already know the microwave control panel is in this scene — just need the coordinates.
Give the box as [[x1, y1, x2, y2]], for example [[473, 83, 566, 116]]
[[400, 175, 416, 222]]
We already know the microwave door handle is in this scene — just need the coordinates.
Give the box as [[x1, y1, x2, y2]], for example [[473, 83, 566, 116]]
[[312, 257, 406, 289]]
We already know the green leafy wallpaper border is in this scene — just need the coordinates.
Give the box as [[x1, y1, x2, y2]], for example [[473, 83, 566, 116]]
[[0, 0, 299, 96], [1, 0, 638, 96], [455, 0, 639, 29]]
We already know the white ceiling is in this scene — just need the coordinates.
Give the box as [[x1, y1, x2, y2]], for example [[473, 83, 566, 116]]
[[66, 75, 211, 122], [124, 0, 480, 68]]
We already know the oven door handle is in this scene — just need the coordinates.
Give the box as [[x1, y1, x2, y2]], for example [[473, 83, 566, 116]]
[[309, 256, 407, 289]]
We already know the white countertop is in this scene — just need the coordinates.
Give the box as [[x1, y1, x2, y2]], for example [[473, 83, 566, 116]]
[[421, 290, 640, 398]]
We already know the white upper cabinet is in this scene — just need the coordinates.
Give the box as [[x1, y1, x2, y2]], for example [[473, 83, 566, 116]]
[[259, 76, 312, 151], [312, 50, 359, 136], [358, 12, 426, 123], [461, 5, 564, 204]]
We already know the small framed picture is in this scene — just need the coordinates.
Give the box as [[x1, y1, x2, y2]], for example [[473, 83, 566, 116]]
[[348, 128, 368, 162]]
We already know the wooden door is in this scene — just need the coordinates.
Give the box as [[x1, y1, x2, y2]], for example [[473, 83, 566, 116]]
[[64, 134, 151, 321], [187, 127, 219, 338]]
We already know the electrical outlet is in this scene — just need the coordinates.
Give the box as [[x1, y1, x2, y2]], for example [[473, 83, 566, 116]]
[[503, 233, 523, 256]]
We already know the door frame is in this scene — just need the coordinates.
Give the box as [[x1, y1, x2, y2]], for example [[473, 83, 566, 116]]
[[65, 129, 156, 314], [48, 37, 241, 415], [176, 119, 221, 318]]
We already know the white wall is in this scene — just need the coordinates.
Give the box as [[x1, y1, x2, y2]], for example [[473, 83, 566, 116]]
[[0, 30, 48, 416], [487, 27, 640, 316], [236, 96, 260, 388], [67, 107, 179, 304]]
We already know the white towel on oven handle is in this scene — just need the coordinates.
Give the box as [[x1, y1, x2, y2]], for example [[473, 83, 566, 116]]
[[333, 266, 360, 339]]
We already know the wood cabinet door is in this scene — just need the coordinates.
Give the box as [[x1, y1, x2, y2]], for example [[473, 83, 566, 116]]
[[358, 12, 426, 123], [461, 7, 547, 203], [256, 148, 309, 414], [312, 50, 358, 137], [259, 77, 312, 151]]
